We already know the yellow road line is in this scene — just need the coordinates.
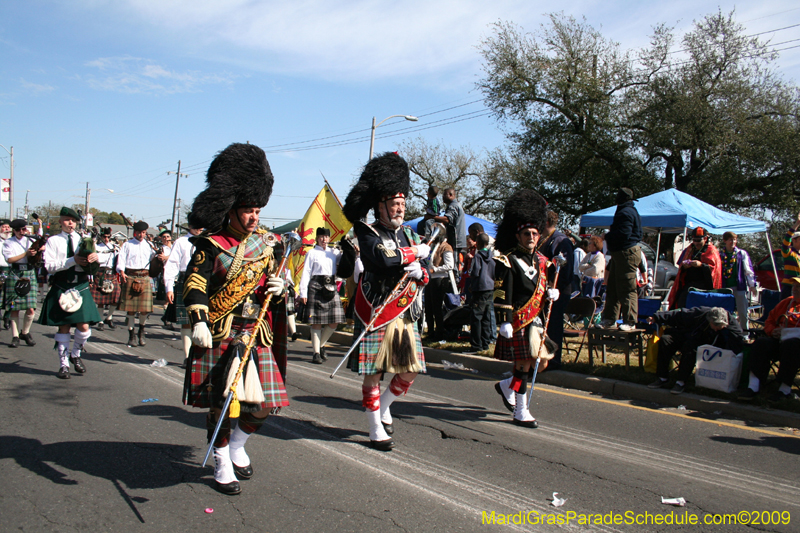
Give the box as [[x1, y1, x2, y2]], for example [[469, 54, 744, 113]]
[[442, 367, 800, 439]]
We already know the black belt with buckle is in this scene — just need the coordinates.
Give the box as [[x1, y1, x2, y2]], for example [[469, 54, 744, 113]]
[[312, 275, 334, 284], [11, 264, 33, 271]]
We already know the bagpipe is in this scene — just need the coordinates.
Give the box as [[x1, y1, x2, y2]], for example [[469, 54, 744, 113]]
[[27, 213, 48, 266]]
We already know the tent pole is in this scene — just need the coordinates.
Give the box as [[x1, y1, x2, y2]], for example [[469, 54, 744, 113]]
[[765, 231, 780, 291], [654, 228, 662, 290]]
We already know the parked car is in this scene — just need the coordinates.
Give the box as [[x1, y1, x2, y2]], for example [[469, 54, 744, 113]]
[[754, 249, 783, 291], [639, 241, 679, 293]]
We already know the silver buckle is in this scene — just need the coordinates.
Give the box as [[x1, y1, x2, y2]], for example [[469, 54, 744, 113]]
[[241, 301, 261, 319]]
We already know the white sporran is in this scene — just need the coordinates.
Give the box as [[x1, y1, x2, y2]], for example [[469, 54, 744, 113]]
[[58, 288, 83, 313], [224, 354, 265, 404]]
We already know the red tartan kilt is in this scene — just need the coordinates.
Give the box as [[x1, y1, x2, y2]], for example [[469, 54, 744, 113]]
[[90, 270, 121, 306], [183, 318, 289, 411], [493, 326, 535, 362]]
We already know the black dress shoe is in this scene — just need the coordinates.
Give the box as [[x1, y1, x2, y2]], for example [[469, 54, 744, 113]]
[[21, 333, 36, 346], [57, 366, 70, 379], [215, 481, 242, 495], [104, 318, 116, 330], [320, 347, 328, 361], [513, 418, 539, 429], [495, 382, 514, 412], [96, 321, 104, 331], [232, 463, 253, 479], [291, 331, 300, 342], [381, 421, 394, 435], [311, 353, 323, 364], [10, 336, 19, 348], [70, 357, 87, 374], [369, 438, 395, 451]]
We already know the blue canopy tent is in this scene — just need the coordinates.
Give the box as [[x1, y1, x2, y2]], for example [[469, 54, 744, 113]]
[[579, 189, 778, 283], [407, 214, 498, 239]]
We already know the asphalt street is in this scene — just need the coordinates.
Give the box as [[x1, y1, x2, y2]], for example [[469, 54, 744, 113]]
[[1, 311, 799, 532]]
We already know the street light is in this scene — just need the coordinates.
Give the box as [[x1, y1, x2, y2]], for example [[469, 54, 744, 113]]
[[369, 115, 418, 159], [85, 183, 114, 229]]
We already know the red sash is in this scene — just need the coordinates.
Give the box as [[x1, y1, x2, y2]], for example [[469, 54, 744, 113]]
[[354, 277, 421, 331], [511, 254, 548, 332]]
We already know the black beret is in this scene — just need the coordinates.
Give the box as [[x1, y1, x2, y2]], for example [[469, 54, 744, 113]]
[[133, 221, 149, 231], [316, 227, 331, 237], [9, 219, 27, 230]]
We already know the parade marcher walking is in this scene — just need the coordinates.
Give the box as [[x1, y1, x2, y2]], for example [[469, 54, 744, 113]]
[[182, 143, 290, 496], [343, 152, 431, 451], [298, 227, 348, 364], [492, 190, 559, 428], [0, 219, 13, 331], [116, 221, 160, 347], [39, 207, 103, 378], [2, 219, 43, 347], [91, 227, 121, 331], [164, 223, 203, 368]]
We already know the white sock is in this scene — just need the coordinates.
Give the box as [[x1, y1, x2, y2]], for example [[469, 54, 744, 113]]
[[229, 425, 251, 467], [287, 314, 296, 335], [379, 387, 400, 425], [213, 445, 237, 484], [498, 377, 516, 406], [139, 313, 149, 328], [181, 328, 192, 359], [21, 313, 34, 335], [514, 392, 535, 422], [675, 380, 684, 387], [320, 325, 336, 345], [55, 333, 71, 367], [748, 372, 760, 393], [311, 328, 321, 354], [127, 315, 135, 329], [10, 319, 19, 338], [779, 383, 792, 395], [71, 329, 91, 358], [366, 409, 390, 441]]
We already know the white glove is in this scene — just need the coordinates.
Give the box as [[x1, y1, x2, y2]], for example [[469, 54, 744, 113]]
[[404, 261, 423, 280], [267, 275, 286, 297], [191, 322, 213, 348], [547, 288, 560, 301], [414, 243, 431, 258], [499, 322, 513, 339]]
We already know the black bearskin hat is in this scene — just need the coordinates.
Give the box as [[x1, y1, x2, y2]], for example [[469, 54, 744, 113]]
[[495, 189, 548, 252], [343, 152, 410, 223], [188, 143, 273, 233]]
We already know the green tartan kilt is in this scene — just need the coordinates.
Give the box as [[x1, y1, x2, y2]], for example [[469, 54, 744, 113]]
[[4, 269, 39, 310], [39, 280, 102, 326], [0, 266, 9, 310], [118, 275, 154, 313], [164, 276, 188, 324], [183, 317, 289, 411], [349, 317, 426, 376]]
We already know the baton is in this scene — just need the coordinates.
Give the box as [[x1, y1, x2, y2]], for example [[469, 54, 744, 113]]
[[529, 252, 566, 403], [202, 231, 302, 467]]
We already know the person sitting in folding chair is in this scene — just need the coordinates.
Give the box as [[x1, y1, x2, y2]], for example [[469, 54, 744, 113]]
[[647, 307, 745, 395], [738, 277, 800, 403]]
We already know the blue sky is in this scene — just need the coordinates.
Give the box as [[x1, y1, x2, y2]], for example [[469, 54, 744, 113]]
[[2, 0, 799, 228]]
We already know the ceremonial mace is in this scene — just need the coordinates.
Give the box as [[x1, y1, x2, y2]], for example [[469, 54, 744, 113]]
[[330, 227, 440, 379], [202, 231, 302, 467], [528, 252, 566, 403]]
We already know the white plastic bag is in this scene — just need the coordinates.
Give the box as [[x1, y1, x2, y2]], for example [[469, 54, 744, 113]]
[[694, 344, 742, 393]]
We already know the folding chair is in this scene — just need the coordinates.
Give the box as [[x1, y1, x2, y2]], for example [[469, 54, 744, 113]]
[[748, 289, 782, 337], [685, 287, 736, 313], [563, 296, 596, 362], [636, 297, 662, 334]]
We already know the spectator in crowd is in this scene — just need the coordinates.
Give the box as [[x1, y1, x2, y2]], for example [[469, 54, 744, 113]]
[[579, 235, 605, 298], [780, 210, 800, 299], [720, 231, 757, 329], [600, 188, 643, 331], [668, 226, 722, 310], [425, 223, 455, 340], [573, 238, 588, 294], [466, 233, 494, 353], [738, 276, 800, 402], [647, 306, 745, 394], [427, 188, 466, 271], [538, 209, 574, 369], [421, 185, 442, 239]]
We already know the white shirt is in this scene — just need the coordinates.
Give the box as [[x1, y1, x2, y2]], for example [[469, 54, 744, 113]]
[[3, 235, 35, 265], [430, 250, 455, 279], [117, 238, 155, 272], [0, 236, 7, 268], [164, 234, 195, 292], [299, 245, 341, 298], [96, 240, 118, 268], [44, 231, 85, 275], [573, 248, 586, 276]]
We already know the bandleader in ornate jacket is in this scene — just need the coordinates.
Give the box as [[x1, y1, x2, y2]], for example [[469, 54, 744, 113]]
[[342, 152, 430, 451], [182, 143, 289, 496]]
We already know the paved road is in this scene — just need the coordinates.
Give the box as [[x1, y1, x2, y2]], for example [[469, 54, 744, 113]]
[[1, 315, 799, 532]]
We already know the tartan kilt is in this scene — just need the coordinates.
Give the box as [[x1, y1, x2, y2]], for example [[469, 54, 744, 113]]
[[494, 324, 536, 362], [349, 317, 426, 375], [4, 269, 39, 310], [164, 275, 188, 324], [306, 280, 345, 324], [118, 275, 154, 313], [0, 266, 9, 310], [90, 268, 121, 306], [39, 280, 102, 326], [285, 287, 296, 316], [183, 317, 289, 411]]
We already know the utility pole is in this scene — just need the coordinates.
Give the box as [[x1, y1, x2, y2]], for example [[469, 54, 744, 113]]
[[85, 182, 90, 229], [175, 199, 182, 231], [24, 190, 29, 220], [167, 161, 188, 235]]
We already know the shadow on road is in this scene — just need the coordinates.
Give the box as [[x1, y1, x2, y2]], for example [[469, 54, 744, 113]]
[[708, 435, 800, 455]]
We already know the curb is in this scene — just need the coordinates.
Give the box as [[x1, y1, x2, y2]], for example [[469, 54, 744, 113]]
[[296, 325, 800, 429]]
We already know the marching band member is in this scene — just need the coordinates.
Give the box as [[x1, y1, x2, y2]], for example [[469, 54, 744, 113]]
[[92, 227, 121, 330], [2, 219, 42, 347], [116, 221, 157, 347], [164, 222, 203, 367]]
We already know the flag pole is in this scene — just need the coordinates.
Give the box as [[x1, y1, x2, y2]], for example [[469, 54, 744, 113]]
[[319, 171, 344, 208]]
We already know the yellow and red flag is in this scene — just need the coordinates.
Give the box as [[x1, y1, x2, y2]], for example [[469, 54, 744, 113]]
[[289, 183, 352, 289]]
